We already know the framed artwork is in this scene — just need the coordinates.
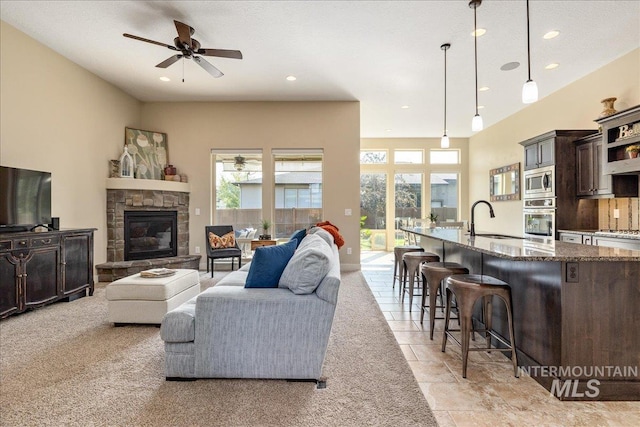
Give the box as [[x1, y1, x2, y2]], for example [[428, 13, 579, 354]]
[[124, 127, 168, 180]]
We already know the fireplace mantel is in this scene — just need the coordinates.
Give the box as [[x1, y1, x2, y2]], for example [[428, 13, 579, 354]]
[[106, 178, 190, 193]]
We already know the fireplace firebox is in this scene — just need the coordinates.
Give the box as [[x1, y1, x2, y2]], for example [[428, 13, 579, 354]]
[[124, 211, 177, 261]]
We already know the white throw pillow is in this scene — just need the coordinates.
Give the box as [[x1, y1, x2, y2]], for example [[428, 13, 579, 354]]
[[279, 234, 332, 294]]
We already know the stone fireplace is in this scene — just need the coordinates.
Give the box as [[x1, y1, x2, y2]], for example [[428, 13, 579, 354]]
[[96, 179, 200, 282]]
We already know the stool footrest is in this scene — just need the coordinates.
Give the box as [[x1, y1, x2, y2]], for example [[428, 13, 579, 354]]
[[444, 329, 515, 352]]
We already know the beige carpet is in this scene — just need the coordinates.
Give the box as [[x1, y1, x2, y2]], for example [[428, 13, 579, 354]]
[[0, 271, 437, 426]]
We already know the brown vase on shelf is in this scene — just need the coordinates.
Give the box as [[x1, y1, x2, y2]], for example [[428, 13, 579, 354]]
[[598, 97, 617, 118]]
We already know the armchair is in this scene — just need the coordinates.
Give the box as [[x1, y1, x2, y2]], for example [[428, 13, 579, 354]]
[[205, 225, 242, 277]]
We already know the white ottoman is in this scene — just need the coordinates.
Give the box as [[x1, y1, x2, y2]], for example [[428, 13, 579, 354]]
[[106, 269, 200, 325]]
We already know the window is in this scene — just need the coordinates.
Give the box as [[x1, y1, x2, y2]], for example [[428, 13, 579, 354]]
[[273, 150, 323, 238], [360, 150, 387, 164], [360, 173, 387, 250], [394, 150, 423, 164], [395, 173, 422, 243], [431, 173, 458, 222], [430, 149, 460, 164], [213, 150, 263, 231]]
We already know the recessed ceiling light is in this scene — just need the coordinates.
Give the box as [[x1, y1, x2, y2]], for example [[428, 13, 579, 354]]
[[472, 28, 486, 37], [401, 105, 409, 109], [500, 62, 520, 71], [159, 76, 170, 82], [286, 75, 297, 81], [479, 86, 489, 92], [477, 105, 485, 109], [543, 30, 560, 40], [545, 63, 559, 70], [385, 129, 392, 132]]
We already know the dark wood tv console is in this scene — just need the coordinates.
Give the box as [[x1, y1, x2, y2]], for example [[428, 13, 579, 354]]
[[0, 228, 95, 319]]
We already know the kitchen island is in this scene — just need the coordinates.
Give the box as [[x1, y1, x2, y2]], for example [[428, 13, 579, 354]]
[[406, 228, 640, 401]]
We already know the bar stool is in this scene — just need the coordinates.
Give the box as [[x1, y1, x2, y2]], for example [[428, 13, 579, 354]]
[[392, 246, 424, 290], [401, 251, 440, 311], [420, 262, 469, 339], [441, 274, 518, 378]]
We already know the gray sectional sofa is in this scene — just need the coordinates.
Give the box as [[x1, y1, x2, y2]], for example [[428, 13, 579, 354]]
[[160, 230, 341, 383]]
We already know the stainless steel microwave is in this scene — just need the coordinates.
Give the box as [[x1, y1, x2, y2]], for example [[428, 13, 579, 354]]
[[523, 165, 554, 198]]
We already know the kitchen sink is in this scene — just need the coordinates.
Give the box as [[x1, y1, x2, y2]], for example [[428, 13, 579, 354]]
[[467, 233, 523, 240]]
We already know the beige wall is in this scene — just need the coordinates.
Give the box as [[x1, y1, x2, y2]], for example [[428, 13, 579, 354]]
[[140, 101, 361, 268], [0, 21, 142, 265], [360, 137, 470, 249], [469, 48, 640, 235]]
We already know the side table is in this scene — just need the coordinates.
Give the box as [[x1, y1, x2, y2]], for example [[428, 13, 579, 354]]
[[250, 239, 277, 250]]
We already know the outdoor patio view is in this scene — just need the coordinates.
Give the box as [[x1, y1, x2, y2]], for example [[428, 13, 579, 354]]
[[213, 151, 323, 240]]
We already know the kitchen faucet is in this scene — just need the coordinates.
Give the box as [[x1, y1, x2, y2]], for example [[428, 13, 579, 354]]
[[469, 200, 495, 237]]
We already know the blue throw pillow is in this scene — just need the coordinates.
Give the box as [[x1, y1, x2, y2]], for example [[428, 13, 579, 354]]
[[289, 228, 307, 248], [245, 239, 297, 288]]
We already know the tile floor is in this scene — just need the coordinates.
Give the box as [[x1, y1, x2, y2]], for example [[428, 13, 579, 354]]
[[360, 250, 640, 427]]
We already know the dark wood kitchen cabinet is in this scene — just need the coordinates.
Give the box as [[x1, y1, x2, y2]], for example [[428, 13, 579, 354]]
[[0, 229, 95, 319], [575, 133, 638, 198], [523, 137, 555, 170]]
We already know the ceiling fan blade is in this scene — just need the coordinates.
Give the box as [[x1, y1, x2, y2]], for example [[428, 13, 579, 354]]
[[123, 33, 177, 50], [193, 56, 223, 78], [174, 20, 193, 49], [198, 49, 243, 60], [156, 54, 183, 68]]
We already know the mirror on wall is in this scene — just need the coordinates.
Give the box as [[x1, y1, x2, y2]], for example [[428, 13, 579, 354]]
[[490, 162, 520, 201]]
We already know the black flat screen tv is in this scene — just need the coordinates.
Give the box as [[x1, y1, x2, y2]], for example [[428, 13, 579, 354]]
[[0, 166, 52, 232]]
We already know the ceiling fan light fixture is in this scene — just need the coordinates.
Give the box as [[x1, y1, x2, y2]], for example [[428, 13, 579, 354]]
[[522, 0, 538, 104], [234, 156, 246, 171]]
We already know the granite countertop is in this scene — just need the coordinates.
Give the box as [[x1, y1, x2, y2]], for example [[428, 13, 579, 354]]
[[407, 228, 640, 262], [558, 229, 640, 241]]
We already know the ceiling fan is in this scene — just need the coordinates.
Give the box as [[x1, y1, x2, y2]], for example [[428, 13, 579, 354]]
[[123, 20, 242, 78]]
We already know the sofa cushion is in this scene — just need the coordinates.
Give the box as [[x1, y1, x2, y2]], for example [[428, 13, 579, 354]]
[[289, 228, 307, 248], [216, 270, 249, 287], [245, 239, 297, 288], [279, 234, 332, 294]]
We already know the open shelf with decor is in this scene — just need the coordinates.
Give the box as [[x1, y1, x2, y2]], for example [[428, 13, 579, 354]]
[[598, 104, 640, 175]]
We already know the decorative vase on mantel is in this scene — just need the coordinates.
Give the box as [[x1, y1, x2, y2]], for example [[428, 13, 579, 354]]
[[598, 97, 617, 119]]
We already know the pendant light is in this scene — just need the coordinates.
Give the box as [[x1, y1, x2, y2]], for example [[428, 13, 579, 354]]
[[522, 0, 539, 103], [440, 43, 451, 148], [470, 0, 483, 131]]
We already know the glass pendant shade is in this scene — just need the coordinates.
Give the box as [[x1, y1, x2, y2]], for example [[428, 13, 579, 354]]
[[472, 114, 483, 131], [440, 134, 450, 148], [522, 79, 538, 104]]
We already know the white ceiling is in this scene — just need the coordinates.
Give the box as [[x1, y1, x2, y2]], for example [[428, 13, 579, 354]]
[[1, 1, 639, 138]]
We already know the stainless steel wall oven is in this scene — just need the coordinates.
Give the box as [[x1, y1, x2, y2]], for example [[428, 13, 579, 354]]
[[524, 198, 555, 238]]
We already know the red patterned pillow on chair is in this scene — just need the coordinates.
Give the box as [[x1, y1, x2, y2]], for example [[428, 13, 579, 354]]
[[208, 231, 236, 249]]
